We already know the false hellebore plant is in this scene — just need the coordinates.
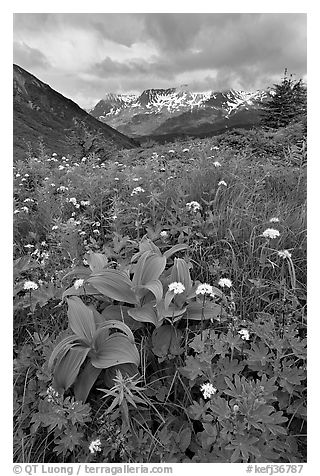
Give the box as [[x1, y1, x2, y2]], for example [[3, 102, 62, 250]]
[[49, 237, 226, 402]]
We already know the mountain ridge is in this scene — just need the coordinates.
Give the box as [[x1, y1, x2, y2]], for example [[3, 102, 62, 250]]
[[89, 86, 269, 139], [13, 64, 138, 161]]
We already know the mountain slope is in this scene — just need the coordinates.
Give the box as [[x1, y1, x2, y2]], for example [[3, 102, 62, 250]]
[[89, 86, 268, 140], [13, 64, 138, 161]]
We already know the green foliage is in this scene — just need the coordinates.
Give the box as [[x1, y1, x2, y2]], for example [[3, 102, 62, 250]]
[[13, 134, 307, 463], [260, 70, 307, 130]]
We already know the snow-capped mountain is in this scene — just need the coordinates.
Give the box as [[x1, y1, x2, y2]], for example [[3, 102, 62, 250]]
[[89, 86, 269, 140]]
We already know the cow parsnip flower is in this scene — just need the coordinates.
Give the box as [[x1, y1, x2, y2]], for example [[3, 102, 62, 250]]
[[196, 283, 214, 295], [168, 282, 185, 295], [89, 439, 102, 454], [74, 279, 84, 290], [262, 228, 280, 239], [218, 278, 232, 288], [186, 201, 201, 212], [200, 382, 217, 399], [24, 281, 38, 291], [238, 329, 250, 341], [278, 250, 292, 259], [269, 217, 280, 223]]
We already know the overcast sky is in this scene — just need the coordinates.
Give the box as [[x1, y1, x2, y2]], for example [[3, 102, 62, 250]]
[[13, 13, 307, 109]]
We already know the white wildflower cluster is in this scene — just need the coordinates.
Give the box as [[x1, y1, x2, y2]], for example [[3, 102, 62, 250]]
[[200, 382, 217, 399], [196, 283, 214, 296], [262, 228, 280, 239], [183, 148, 190, 153], [131, 186, 145, 196], [218, 278, 232, 288], [160, 230, 169, 239], [69, 197, 77, 206], [213, 161, 221, 167], [218, 180, 227, 187], [238, 329, 250, 341], [21, 206, 29, 213], [89, 439, 102, 454], [46, 386, 60, 404], [57, 186, 69, 192], [186, 201, 201, 212], [278, 250, 292, 259], [52, 225, 59, 230], [168, 149, 175, 153], [269, 217, 280, 223], [58, 165, 65, 171], [74, 279, 84, 290], [24, 198, 34, 203], [23, 281, 38, 291], [168, 282, 185, 295], [80, 200, 90, 206]]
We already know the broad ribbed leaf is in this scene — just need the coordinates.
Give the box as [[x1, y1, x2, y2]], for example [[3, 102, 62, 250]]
[[128, 303, 159, 326], [87, 269, 137, 304], [170, 258, 193, 294], [96, 319, 135, 342], [90, 334, 140, 369], [134, 280, 163, 304], [152, 325, 182, 358], [140, 253, 166, 284], [157, 301, 187, 319], [184, 301, 225, 320], [132, 250, 152, 286], [62, 282, 102, 300], [86, 252, 109, 273], [53, 346, 90, 392], [101, 305, 142, 330], [73, 361, 102, 402], [48, 335, 82, 370], [131, 237, 161, 262], [163, 243, 188, 261], [67, 296, 96, 343]]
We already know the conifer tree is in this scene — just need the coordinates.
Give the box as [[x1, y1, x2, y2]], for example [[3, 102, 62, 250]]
[[260, 69, 307, 129]]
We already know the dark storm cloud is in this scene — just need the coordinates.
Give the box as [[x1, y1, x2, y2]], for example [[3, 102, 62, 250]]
[[13, 13, 307, 109], [13, 41, 50, 70]]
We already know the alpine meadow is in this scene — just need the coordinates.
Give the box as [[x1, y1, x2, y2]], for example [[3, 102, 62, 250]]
[[13, 12, 307, 466]]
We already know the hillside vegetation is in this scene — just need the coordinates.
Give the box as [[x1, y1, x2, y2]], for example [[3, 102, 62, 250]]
[[13, 75, 307, 464]]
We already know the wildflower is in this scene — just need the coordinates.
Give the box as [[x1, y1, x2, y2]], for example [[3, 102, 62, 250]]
[[89, 438, 102, 454], [52, 225, 58, 230], [44, 177, 49, 181], [200, 382, 217, 399], [168, 149, 175, 153], [52, 153, 57, 157], [50, 183, 56, 187], [218, 180, 227, 187], [41, 241, 46, 246], [74, 279, 84, 290], [69, 197, 77, 206], [24, 198, 34, 203], [13, 210, 20, 214], [168, 282, 185, 295], [111, 215, 118, 220], [114, 177, 120, 181], [183, 148, 190, 152], [211, 146, 219, 150], [57, 186, 68, 192], [58, 165, 65, 171], [238, 329, 250, 341], [24, 244, 34, 249], [93, 229, 100, 234], [79, 231, 86, 236], [21, 206, 29, 213], [15, 173, 21, 178], [24, 174, 29, 177], [81, 157, 87, 162], [233, 404, 239, 413], [132, 177, 140, 182], [80, 200, 90, 206], [21, 178, 26, 182], [75, 204, 80, 209], [262, 228, 280, 239], [160, 230, 168, 239], [83, 259, 88, 266], [278, 250, 292, 259], [23, 281, 38, 291], [186, 201, 201, 212], [196, 283, 214, 295], [213, 161, 221, 167], [46, 386, 60, 403], [131, 186, 145, 196], [74, 163, 79, 167], [269, 217, 280, 223], [218, 278, 232, 288]]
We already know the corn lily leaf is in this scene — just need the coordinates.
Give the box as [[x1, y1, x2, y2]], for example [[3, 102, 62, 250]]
[[131, 236, 161, 262], [48, 335, 82, 370], [133, 252, 166, 286], [101, 305, 142, 330], [90, 334, 140, 369], [133, 279, 163, 304], [128, 303, 159, 326], [85, 252, 109, 273], [73, 361, 102, 402], [132, 250, 152, 286], [170, 258, 193, 295], [152, 325, 183, 358], [62, 282, 102, 300], [96, 319, 135, 343], [53, 345, 90, 393], [67, 296, 96, 343], [87, 269, 138, 304], [184, 301, 225, 320], [163, 243, 188, 261]]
